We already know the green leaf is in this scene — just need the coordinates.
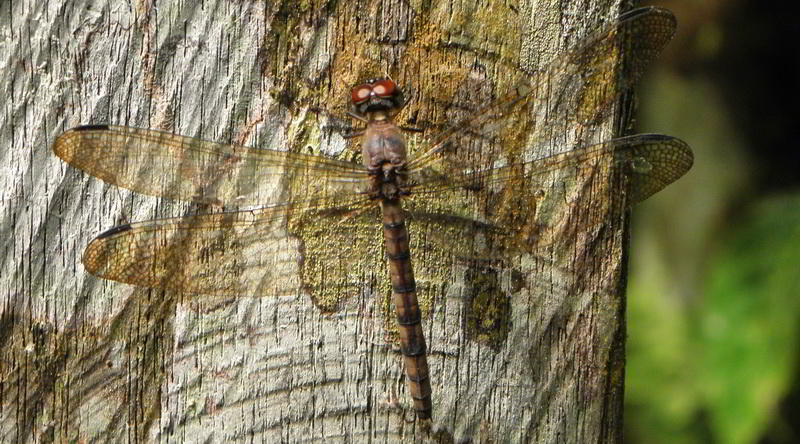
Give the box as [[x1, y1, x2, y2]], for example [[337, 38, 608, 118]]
[[700, 194, 800, 444]]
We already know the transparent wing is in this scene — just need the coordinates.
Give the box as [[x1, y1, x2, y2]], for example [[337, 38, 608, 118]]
[[405, 134, 693, 252], [54, 125, 370, 206], [406, 7, 677, 172], [82, 196, 378, 300]]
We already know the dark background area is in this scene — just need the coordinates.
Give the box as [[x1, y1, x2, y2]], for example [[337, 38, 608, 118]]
[[626, 1, 800, 442]]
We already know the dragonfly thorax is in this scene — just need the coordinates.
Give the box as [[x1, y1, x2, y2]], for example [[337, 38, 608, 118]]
[[367, 161, 410, 201], [361, 119, 408, 169]]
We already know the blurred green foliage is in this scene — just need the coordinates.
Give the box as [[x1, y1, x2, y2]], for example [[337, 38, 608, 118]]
[[628, 188, 800, 443], [625, 49, 800, 444], [701, 195, 800, 443]]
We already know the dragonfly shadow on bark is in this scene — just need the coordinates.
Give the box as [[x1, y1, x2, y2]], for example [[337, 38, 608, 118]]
[[0, 288, 175, 441]]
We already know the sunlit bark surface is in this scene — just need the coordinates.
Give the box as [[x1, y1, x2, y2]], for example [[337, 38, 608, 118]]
[[0, 0, 636, 442]]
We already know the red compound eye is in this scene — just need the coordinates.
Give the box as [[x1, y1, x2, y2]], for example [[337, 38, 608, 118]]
[[371, 79, 396, 97], [351, 84, 372, 104]]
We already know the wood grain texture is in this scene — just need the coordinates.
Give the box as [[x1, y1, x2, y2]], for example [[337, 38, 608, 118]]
[[0, 0, 631, 441]]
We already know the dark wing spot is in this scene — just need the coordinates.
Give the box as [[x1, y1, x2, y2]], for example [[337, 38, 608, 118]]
[[96, 224, 132, 239], [73, 124, 111, 132]]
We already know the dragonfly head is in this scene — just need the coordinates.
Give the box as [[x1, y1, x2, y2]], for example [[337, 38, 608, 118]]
[[350, 78, 405, 119]]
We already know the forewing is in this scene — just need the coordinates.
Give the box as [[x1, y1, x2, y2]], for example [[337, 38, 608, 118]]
[[405, 135, 693, 253], [406, 7, 677, 173], [54, 125, 369, 206], [83, 196, 377, 300]]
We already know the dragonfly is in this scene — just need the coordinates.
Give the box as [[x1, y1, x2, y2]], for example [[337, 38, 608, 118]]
[[53, 7, 692, 420]]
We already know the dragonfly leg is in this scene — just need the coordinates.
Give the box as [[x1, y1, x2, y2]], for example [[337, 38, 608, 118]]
[[399, 125, 424, 134], [343, 129, 365, 139]]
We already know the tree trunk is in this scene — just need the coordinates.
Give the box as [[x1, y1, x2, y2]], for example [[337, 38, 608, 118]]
[[0, 0, 630, 442]]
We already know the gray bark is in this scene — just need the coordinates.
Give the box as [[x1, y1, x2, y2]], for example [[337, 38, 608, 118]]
[[0, 0, 629, 442]]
